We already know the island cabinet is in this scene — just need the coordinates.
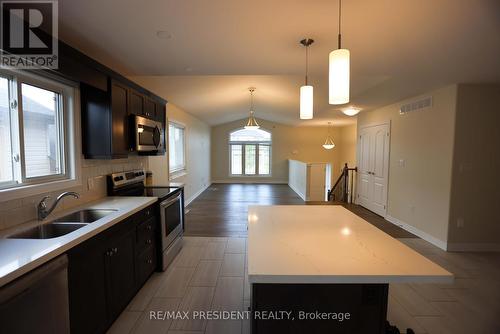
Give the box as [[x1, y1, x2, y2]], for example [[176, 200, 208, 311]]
[[67, 205, 157, 334]]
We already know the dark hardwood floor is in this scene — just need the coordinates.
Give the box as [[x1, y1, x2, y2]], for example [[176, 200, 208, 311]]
[[184, 183, 417, 238]]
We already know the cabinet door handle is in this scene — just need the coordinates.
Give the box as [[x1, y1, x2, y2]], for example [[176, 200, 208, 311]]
[[146, 239, 152, 244], [147, 259, 152, 264], [106, 250, 113, 257], [146, 225, 152, 231], [113, 247, 118, 254]]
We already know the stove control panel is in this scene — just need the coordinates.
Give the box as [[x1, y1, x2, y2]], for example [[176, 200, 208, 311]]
[[109, 169, 146, 189]]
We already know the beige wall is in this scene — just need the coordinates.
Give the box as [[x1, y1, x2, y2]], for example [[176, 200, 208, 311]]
[[447, 84, 500, 250], [357, 85, 458, 247], [211, 118, 356, 184], [337, 124, 357, 169], [0, 156, 148, 231], [149, 103, 211, 204]]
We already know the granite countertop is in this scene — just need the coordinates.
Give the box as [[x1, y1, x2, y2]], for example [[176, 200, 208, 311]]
[[0, 196, 157, 287], [247, 205, 454, 284]]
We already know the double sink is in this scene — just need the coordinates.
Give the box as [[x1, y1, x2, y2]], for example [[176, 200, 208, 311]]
[[8, 209, 117, 239]]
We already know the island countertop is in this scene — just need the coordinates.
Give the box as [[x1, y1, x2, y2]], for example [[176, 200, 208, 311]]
[[247, 205, 453, 284]]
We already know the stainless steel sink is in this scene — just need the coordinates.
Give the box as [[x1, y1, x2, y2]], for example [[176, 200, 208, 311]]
[[53, 209, 117, 224], [7, 209, 117, 239], [8, 222, 88, 239]]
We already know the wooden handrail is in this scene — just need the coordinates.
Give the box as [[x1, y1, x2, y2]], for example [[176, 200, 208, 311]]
[[328, 163, 357, 202]]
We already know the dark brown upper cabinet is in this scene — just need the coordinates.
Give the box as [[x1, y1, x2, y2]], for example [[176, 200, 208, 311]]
[[128, 89, 145, 116], [81, 79, 130, 159]]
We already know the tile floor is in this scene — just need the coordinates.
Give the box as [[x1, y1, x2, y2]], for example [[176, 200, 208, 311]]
[[108, 236, 500, 334]]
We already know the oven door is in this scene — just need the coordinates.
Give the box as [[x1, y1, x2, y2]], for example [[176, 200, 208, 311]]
[[159, 192, 183, 250], [135, 116, 163, 151]]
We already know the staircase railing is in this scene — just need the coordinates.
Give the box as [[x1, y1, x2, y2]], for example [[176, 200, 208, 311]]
[[328, 163, 357, 203]]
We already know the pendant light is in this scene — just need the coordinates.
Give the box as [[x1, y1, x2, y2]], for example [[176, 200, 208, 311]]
[[299, 38, 314, 119], [323, 122, 336, 149], [329, 0, 350, 105], [244, 87, 260, 130]]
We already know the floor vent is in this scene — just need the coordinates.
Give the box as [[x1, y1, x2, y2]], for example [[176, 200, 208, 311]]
[[400, 96, 432, 115]]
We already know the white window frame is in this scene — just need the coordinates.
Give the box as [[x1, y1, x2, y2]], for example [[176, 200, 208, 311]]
[[228, 128, 272, 177], [0, 69, 81, 202], [168, 120, 187, 179]]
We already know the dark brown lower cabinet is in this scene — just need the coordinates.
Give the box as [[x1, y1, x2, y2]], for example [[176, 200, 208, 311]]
[[67, 205, 157, 334], [105, 228, 136, 321]]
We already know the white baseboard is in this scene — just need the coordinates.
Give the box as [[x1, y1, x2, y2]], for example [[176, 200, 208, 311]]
[[185, 183, 211, 207], [288, 183, 306, 201], [447, 243, 500, 252], [385, 215, 448, 251], [211, 179, 287, 184]]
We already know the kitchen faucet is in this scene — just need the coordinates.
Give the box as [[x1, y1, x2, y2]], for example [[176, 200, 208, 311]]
[[37, 191, 80, 220]]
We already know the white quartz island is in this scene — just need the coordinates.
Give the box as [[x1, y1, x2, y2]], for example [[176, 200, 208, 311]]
[[247, 205, 453, 334]]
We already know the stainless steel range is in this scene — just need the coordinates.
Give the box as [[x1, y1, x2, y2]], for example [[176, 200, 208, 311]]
[[107, 170, 183, 271]]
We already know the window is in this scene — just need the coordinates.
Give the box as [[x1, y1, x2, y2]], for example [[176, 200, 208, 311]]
[[0, 71, 71, 190], [169, 122, 186, 174], [229, 128, 271, 176]]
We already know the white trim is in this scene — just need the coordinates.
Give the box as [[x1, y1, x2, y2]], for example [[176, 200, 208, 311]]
[[168, 120, 187, 175], [385, 215, 448, 251], [447, 243, 500, 252], [0, 75, 82, 203], [184, 183, 211, 206], [211, 179, 287, 184], [288, 183, 306, 201], [169, 169, 187, 180]]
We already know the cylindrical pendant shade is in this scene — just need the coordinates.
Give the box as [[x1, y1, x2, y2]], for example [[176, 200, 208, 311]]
[[299, 85, 313, 119], [329, 48, 350, 105]]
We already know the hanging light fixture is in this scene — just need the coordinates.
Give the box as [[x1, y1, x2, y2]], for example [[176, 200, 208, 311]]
[[244, 87, 260, 130], [342, 106, 361, 116], [329, 0, 350, 105], [323, 122, 336, 150], [299, 38, 314, 120]]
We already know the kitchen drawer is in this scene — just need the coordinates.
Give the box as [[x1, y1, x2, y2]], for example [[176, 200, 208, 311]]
[[136, 217, 155, 254], [133, 205, 155, 223], [136, 245, 156, 285]]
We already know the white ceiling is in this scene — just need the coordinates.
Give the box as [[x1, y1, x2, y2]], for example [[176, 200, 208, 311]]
[[59, 0, 500, 126]]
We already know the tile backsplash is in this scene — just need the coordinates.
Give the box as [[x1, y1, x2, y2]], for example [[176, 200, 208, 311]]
[[0, 155, 149, 231]]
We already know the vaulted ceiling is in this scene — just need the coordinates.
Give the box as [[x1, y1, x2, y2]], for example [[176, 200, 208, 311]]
[[59, 0, 500, 126]]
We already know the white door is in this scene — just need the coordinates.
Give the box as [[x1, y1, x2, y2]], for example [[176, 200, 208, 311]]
[[308, 163, 327, 201], [357, 123, 390, 216]]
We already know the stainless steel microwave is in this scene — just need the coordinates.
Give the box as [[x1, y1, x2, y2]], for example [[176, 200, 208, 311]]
[[134, 115, 164, 152]]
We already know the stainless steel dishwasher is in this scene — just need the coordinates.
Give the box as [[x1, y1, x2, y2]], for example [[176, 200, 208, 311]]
[[0, 255, 70, 334]]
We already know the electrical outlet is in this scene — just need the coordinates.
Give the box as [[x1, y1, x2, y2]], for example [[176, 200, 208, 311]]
[[399, 159, 406, 167], [457, 218, 464, 228], [87, 177, 95, 191]]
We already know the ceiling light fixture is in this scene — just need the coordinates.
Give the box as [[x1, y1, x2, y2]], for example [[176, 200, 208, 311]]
[[323, 122, 336, 150], [244, 87, 260, 130], [329, 0, 350, 105], [299, 38, 314, 120], [342, 106, 361, 116]]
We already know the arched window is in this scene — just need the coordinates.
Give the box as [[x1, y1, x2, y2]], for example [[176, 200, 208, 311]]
[[229, 128, 271, 176]]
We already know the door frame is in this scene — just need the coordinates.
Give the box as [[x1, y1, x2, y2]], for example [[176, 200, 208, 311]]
[[355, 120, 391, 217]]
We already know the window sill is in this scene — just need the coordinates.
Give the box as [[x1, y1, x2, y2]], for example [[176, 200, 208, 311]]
[[170, 170, 188, 180], [229, 174, 272, 178], [0, 178, 82, 203]]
